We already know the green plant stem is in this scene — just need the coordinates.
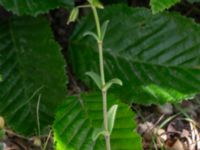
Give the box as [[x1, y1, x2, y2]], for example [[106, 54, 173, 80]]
[[91, 5, 111, 150], [92, 6, 101, 40], [102, 90, 111, 150], [98, 41, 105, 85]]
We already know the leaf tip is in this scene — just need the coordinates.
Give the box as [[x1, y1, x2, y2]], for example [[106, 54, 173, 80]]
[[67, 7, 79, 25], [85, 71, 102, 89]]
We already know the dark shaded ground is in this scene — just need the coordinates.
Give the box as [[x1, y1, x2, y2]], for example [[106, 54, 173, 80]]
[[134, 95, 200, 150]]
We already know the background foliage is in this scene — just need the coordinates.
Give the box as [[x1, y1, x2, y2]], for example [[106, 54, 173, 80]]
[[0, 0, 73, 16], [0, 16, 67, 135]]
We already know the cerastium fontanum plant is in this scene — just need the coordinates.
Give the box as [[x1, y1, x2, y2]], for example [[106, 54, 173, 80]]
[[67, 0, 123, 150]]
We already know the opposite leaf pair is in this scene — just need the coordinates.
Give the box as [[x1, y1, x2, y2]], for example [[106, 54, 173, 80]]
[[67, 0, 104, 25], [92, 104, 118, 141], [86, 71, 122, 91]]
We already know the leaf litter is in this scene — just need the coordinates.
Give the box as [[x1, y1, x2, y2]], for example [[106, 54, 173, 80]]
[[135, 95, 200, 150]]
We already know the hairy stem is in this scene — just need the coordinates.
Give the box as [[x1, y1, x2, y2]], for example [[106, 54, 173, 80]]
[[98, 41, 105, 85], [91, 5, 111, 150], [102, 90, 111, 150], [91, 6, 101, 39]]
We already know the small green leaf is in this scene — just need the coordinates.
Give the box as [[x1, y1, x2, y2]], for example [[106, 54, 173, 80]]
[[92, 128, 106, 141], [67, 7, 79, 24], [103, 78, 122, 91], [85, 71, 102, 89], [0, 75, 2, 82], [83, 31, 99, 41], [88, 0, 104, 9], [101, 20, 109, 40], [108, 105, 118, 134]]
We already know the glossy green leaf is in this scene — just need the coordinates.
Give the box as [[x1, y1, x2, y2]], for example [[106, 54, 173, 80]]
[[150, 0, 180, 14], [104, 78, 122, 91], [0, 0, 74, 16], [54, 93, 142, 150], [86, 71, 102, 89], [67, 7, 79, 25], [107, 104, 118, 134], [69, 5, 200, 105], [0, 16, 67, 135]]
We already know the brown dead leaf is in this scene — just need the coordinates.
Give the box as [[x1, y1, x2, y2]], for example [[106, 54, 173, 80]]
[[165, 139, 186, 150]]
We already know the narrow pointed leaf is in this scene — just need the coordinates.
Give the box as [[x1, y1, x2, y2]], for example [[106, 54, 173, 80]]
[[101, 20, 109, 40], [85, 71, 101, 89], [104, 78, 122, 91], [67, 7, 79, 24], [107, 105, 118, 134], [69, 5, 200, 105], [83, 31, 99, 41], [54, 93, 142, 150]]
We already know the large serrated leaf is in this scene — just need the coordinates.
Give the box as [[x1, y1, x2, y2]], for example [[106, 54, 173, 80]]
[[150, 0, 180, 14], [0, 0, 74, 16], [69, 5, 200, 105], [0, 16, 67, 136], [53, 93, 142, 150]]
